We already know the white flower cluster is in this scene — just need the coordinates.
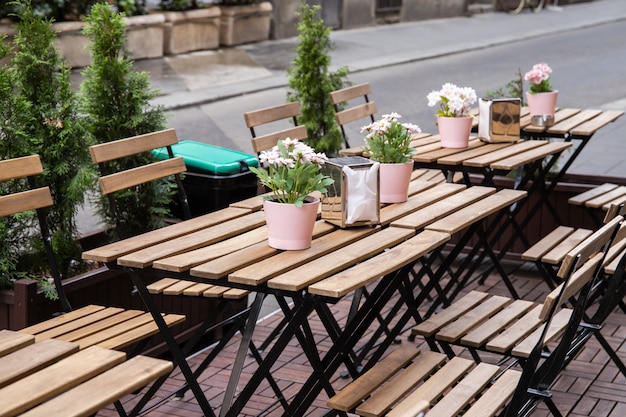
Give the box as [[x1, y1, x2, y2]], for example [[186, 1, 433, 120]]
[[361, 112, 422, 139], [258, 137, 328, 169], [427, 83, 477, 118]]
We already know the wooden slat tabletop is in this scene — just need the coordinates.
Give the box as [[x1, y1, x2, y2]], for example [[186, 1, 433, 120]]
[[424, 189, 527, 235], [307, 229, 450, 298], [179, 221, 335, 280], [117, 211, 267, 268], [391, 186, 496, 230], [412, 137, 483, 163], [435, 142, 512, 166], [380, 183, 466, 226], [521, 107, 582, 134], [230, 226, 378, 287], [544, 109, 602, 135], [152, 227, 269, 272], [462, 140, 547, 168], [82, 206, 252, 262], [267, 227, 414, 292], [571, 109, 624, 136], [489, 141, 572, 171]]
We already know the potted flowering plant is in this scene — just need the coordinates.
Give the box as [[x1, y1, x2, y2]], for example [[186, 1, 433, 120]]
[[361, 112, 421, 164], [524, 62, 558, 126], [427, 82, 477, 148], [361, 112, 421, 203], [250, 138, 334, 250]]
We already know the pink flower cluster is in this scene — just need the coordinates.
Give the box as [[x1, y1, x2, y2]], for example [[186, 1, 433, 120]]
[[524, 63, 552, 86], [524, 62, 554, 93]]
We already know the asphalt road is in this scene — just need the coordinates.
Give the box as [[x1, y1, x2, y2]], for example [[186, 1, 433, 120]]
[[163, 18, 626, 178]]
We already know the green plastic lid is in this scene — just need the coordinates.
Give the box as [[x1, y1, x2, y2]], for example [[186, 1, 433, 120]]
[[152, 140, 258, 175]]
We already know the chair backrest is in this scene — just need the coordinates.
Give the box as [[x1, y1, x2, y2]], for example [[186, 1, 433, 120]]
[[243, 101, 308, 154], [0, 155, 72, 312], [506, 214, 623, 416], [89, 128, 191, 237], [329, 82, 377, 148]]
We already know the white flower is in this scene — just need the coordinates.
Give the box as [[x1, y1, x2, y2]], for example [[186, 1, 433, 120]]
[[427, 83, 477, 118]]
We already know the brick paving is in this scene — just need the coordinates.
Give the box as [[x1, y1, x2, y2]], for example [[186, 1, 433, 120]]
[[97, 258, 626, 417]]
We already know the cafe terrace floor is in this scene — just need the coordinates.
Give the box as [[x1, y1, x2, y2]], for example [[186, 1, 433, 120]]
[[96, 257, 626, 417]]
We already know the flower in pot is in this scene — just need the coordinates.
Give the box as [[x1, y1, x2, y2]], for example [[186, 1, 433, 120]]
[[524, 62, 558, 126], [427, 83, 477, 149], [250, 138, 334, 250], [361, 112, 421, 203]]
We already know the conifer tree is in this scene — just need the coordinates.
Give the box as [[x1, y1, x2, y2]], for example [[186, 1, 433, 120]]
[[80, 3, 171, 237], [287, 0, 349, 156], [0, 36, 37, 291], [10, 1, 94, 281]]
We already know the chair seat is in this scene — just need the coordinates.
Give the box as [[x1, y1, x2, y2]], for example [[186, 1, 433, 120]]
[[327, 346, 521, 417], [19, 305, 185, 351]]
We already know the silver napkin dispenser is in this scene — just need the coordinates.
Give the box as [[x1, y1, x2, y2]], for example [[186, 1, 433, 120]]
[[478, 97, 521, 143], [321, 156, 380, 228]]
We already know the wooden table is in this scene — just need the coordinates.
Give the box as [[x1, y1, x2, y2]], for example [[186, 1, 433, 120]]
[[82, 182, 526, 417], [473, 106, 624, 183], [0, 330, 172, 417]]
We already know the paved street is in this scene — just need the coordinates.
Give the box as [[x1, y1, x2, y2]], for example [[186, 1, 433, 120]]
[[140, 0, 626, 175]]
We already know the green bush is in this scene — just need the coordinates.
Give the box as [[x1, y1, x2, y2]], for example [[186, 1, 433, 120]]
[[0, 0, 148, 21], [80, 3, 171, 238], [287, 0, 350, 157], [0, 2, 95, 294]]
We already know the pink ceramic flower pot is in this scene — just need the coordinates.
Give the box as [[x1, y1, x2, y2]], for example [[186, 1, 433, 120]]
[[263, 197, 319, 250], [526, 90, 558, 127], [437, 116, 472, 149], [379, 161, 413, 204]]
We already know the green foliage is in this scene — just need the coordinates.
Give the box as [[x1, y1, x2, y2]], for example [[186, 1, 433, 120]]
[[287, 0, 349, 157], [1, 0, 105, 21], [220, 0, 265, 5], [486, 68, 525, 106], [362, 114, 419, 164], [10, 1, 95, 281], [0, 35, 38, 292], [80, 3, 171, 238], [159, 0, 193, 11]]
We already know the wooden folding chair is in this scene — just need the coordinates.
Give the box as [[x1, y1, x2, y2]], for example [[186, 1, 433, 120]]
[[89, 132, 255, 412], [329, 215, 623, 417], [89, 128, 250, 339], [243, 101, 308, 154], [0, 155, 185, 352], [89, 128, 191, 239], [521, 202, 626, 289], [329, 82, 377, 149]]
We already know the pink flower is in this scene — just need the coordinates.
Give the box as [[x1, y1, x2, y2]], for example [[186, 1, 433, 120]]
[[524, 62, 554, 93]]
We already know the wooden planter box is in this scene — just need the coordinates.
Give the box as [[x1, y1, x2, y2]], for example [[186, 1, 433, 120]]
[[0, 266, 247, 356]]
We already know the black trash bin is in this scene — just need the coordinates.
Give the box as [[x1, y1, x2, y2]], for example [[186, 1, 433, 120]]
[[153, 140, 259, 217]]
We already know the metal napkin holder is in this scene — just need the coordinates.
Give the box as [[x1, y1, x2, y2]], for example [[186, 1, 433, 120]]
[[321, 156, 380, 228], [478, 97, 521, 143]]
